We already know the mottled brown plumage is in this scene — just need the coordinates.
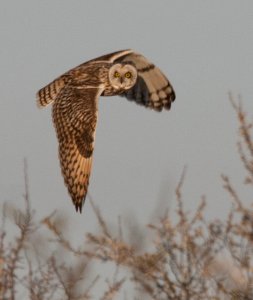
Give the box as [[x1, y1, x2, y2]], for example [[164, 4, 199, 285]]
[[37, 49, 176, 212]]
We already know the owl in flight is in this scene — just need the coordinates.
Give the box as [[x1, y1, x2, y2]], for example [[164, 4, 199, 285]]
[[37, 49, 176, 213]]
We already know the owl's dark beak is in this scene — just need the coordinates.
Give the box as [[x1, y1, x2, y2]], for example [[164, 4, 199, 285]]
[[120, 77, 123, 84]]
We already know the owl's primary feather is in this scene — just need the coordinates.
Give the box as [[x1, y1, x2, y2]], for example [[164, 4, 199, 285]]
[[37, 49, 176, 213]]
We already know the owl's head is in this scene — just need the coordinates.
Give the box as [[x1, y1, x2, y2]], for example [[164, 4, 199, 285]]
[[108, 63, 137, 91]]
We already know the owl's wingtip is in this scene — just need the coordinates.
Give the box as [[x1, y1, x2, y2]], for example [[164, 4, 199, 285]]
[[75, 202, 83, 213], [36, 92, 44, 109]]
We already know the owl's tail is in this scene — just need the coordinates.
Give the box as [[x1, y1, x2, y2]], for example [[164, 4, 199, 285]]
[[36, 76, 68, 108]]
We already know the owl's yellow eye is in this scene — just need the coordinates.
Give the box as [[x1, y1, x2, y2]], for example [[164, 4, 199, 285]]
[[114, 71, 120, 78], [125, 72, 132, 78]]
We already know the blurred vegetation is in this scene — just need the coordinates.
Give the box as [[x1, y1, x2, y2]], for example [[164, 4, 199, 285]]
[[0, 96, 253, 299]]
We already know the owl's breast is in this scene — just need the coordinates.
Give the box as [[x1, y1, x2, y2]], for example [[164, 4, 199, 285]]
[[102, 85, 125, 97]]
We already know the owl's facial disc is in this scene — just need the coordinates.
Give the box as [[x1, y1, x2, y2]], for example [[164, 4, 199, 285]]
[[109, 64, 137, 91]]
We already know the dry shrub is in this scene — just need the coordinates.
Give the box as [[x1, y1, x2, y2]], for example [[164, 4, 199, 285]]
[[1, 97, 253, 299]]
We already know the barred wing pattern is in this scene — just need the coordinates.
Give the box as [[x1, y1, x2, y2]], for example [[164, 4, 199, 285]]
[[52, 87, 102, 212], [96, 49, 176, 111], [37, 75, 70, 108]]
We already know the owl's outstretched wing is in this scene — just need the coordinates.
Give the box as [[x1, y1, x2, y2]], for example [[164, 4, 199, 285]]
[[95, 49, 176, 111], [52, 86, 103, 213]]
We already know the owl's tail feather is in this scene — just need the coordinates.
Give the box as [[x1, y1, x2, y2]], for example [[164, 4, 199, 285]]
[[36, 76, 68, 108]]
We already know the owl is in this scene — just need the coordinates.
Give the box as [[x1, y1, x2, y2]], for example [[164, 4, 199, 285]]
[[37, 49, 176, 213]]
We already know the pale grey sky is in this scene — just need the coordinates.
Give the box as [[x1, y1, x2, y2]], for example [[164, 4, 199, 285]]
[[0, 1, 253, 246]]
